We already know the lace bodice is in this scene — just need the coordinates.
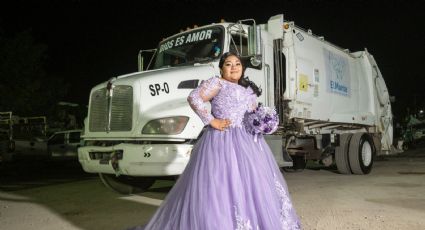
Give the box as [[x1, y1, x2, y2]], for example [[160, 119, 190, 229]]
[[188, 77, 257, 127]]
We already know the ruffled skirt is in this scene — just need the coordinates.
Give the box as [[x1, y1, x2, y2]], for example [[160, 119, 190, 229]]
[[130, 126, 301, 230]]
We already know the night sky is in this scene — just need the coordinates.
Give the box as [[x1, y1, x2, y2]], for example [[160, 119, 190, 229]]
[[1, 0, 424, 119]]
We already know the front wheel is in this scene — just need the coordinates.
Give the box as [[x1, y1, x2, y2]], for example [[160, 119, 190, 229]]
[[99, 173, 156, 194]]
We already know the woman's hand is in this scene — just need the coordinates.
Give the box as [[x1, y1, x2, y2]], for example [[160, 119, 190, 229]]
[[210, 119, 231, 131]]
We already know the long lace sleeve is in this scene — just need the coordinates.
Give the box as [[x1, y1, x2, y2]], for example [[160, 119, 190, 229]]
[[187, 77, 222, 125], [247, 87, 258, 112]]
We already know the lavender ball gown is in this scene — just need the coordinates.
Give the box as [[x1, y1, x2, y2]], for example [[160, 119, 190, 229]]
[[130, 77, 301, 230]]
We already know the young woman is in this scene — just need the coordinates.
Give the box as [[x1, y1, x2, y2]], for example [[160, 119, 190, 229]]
[[130, 52, 301, 230]]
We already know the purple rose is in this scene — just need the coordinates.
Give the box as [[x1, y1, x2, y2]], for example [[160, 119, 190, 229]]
[[263, 115, 272, 123]]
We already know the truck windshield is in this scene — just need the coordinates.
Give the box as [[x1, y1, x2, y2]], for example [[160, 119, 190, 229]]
[[153, 26, 223, 69]]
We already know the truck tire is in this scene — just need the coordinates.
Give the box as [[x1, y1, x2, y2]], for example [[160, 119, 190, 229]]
[[402, 141, 410, 151], [335, 133, 353, 174], [348, 133, 375, 175], [99, 173, 156, 194]]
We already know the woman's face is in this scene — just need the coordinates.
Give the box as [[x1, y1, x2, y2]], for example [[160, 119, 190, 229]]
[[221, 55, 242, 83]]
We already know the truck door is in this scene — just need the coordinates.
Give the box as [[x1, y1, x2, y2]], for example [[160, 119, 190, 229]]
[[48, 133, 66, 157]]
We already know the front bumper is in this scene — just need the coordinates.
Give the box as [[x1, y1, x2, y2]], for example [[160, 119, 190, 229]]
[[78, 143, 193, 176]]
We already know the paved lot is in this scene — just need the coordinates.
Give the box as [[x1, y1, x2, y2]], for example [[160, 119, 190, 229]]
[[1, 149, 425, 230]]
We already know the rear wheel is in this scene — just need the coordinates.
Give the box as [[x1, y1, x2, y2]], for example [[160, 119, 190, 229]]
[[402, 142, 409, 151], [335, 133, 353, 174], [99, 173, 156, 194], [348, 133, 375, 175]]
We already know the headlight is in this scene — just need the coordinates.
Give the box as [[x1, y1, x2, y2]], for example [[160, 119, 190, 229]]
[[142, 116, 189, 134]]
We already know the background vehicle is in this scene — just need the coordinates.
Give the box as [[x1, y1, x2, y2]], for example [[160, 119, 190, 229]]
[[399, 115, 425, 150], [47, 130, 82, 160], [79, 14, 393, 194], [0, 112, 48, 161]]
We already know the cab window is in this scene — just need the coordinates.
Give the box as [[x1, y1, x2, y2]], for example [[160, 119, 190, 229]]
[[49, 133, 65, 145], [229, 33, 248, 56], [154, 26, 224, 69]]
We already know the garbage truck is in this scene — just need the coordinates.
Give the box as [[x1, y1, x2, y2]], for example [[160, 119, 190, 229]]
[[78, 14, 393, 194]]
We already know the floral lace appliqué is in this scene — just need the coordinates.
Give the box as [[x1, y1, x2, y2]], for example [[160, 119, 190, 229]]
[[211, 79, 256, 128], [187, 77, 222, 125], [274, 175, 302, 229], [188, 77, 257, 128], [234, 206, 260, 230]]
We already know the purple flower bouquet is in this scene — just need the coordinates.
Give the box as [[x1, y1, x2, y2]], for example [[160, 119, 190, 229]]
[[244, 103, 279, 135]]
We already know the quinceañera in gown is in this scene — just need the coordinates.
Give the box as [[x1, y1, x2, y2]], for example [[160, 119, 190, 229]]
[[129, 54, 301, 230]]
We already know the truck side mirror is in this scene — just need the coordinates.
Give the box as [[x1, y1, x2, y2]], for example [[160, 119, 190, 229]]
[[248, 25, 262, 67], [138, 49, 157, 71]]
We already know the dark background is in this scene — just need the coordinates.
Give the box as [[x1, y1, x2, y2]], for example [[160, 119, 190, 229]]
[[1, 0, 424, 122]]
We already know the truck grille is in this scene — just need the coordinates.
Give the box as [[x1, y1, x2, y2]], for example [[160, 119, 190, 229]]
[[89, 85, 133, 132]]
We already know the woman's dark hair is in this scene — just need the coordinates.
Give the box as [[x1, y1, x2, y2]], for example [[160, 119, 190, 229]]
[[219, 52, 262, 96]]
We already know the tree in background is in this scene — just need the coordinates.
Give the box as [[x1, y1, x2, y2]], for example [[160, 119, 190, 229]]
[[0, 29, 68, 117]]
